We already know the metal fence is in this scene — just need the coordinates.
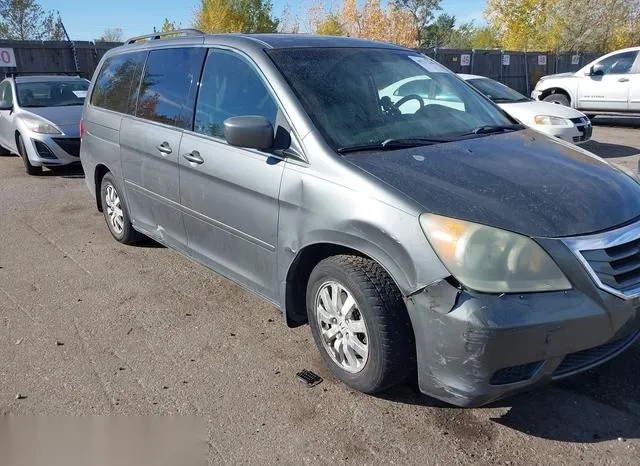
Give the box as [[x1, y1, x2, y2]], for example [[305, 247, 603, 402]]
[[419, 48, 602, 95], [1, 40, 604, 96], [0, 40, 122, 79]]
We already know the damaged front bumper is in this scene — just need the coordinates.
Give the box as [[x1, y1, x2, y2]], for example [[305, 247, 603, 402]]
[[406, 234, 640, 407]]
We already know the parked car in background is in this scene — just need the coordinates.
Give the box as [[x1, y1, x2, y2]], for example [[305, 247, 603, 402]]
[[460, 74, 592, 144], [531, 46, 640, 117], [82, 31, 640, 407], [0, 74, 88, 175]]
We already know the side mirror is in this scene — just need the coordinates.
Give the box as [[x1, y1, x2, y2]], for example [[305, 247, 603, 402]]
[[0, 100, 13, 111], [224, 116, 274, 150]]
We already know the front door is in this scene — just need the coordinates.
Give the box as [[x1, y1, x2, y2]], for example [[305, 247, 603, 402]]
[[120, 46, 206, 253], [179, 48, 284, 301], [578, 50, 639, 111], [629, 71, 640, 112]]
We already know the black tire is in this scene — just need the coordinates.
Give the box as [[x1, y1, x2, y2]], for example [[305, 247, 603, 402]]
[[543, 93, 570, 107], [306, 255, 414, 394], [0, 144, 10, 156], [100, 172, 141, 245], [16, 134, 42, 175]]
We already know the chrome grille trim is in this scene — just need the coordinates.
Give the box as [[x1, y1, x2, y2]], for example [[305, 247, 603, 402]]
[[562, 220, 640, 300]]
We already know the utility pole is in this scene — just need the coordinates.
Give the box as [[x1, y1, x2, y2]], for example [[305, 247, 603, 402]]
[[58, 12, 80, 74]]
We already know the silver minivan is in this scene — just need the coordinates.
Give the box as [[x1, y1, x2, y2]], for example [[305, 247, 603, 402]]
[[81, 30, 640, 407]]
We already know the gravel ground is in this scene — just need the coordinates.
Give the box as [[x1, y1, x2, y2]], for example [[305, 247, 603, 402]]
[[1, 121, 639, 465]]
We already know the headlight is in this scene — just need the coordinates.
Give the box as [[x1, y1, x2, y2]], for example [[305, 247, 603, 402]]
[[22, 117, 61, 134], [420, 214, 571, 293], [534, 115, 571, 126]]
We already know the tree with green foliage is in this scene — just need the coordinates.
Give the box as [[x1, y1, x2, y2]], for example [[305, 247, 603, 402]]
[[0, 0, 65, 40], [315, 14, 344, 36], [161, 18, 180, 33], [421, 13, 455, 47], [392, 0, 441, 46], [195, 0, 279, 33]]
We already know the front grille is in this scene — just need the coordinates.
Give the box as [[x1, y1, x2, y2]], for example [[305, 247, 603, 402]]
[[564, 220, 640, 299], [553, 330, 640, 378], [32, 140, 56, 159], [571, 120, 592, 142], [581, 238, 640, 293], [490, 361, 542, 385], [52, 138, 80, 157]]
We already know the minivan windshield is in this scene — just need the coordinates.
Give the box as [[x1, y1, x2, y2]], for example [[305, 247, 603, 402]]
[[16, 80, 89, 108], [466, 77, 530, 104], [267, 48, 518, 151]]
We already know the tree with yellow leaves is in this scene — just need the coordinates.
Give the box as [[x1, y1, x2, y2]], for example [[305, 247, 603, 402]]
[[194, 0, 279, 33], [486, 0, 640, 52]]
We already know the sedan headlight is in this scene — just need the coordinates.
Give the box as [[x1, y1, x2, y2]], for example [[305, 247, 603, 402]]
[[420, 214, 571, 293], [22, 117, 61, 134], [534, 115, 571, 126]]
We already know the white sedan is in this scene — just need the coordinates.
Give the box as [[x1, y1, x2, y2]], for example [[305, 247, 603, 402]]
[[378, 74, 592, 144], [459, 74, 592, 144]]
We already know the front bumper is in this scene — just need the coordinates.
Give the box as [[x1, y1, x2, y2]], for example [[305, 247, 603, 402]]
[[406, 234, 640, 407], [23, 132, 80, 167], [533, 121, 592, 145]]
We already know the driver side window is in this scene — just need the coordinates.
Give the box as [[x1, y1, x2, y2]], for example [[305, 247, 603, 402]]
[[593, 51, 638, 75], [0, 81, 13, 105], [194, 49, 278, 140]]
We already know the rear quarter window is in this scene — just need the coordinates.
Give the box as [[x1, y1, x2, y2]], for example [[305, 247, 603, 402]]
[[91, 51, 147, 114]]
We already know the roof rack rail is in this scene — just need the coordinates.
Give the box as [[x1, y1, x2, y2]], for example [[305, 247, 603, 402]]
[[125, 29, 206, 45], [4, 71, 81, 78]]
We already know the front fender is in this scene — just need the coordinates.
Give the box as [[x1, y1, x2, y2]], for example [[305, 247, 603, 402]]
[[276, 164, 450, 304]]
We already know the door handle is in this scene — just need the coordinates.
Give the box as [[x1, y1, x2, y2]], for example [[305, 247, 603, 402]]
[[156, 142, 172, 155], [619, 77, 630, 82], [183, 151, 204, 165]]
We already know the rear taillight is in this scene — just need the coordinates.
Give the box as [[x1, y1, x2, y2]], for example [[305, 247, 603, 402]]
[[79, 119, 85, 140]]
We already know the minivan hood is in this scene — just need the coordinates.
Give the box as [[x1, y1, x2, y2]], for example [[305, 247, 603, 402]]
[[21, 105, 83, 126], [344, 130, 640, 238]]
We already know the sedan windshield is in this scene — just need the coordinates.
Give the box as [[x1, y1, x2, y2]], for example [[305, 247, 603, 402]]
[[266, 48, 517, 151], [16, 80, 89, 108], [466, 78, 530, 104]]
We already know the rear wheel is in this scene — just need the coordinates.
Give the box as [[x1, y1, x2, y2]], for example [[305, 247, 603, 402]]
[[16, 134, 42, 175], [543, 93, 570, 107], [100, 172, 141, 245], [0, 144, 10, 156], [306, 255, 414, 394]]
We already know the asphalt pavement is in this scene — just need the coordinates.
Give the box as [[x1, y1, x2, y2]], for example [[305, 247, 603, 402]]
[[1, 121, 639, 465]]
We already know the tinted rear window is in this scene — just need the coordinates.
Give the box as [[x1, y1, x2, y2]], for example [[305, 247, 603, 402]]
[[91, 52, 147, 113], [136, 47, 206, 129]]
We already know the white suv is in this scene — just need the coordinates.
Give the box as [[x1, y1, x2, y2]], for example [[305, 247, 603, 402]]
[[532, 46, 640, 117]]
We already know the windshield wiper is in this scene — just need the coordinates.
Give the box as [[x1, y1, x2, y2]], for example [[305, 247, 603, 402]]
[[469, 124, 525, 135], [337, 137, 451, 154]]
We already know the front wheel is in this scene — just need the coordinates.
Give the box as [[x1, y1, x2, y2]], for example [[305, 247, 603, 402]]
[[543, 93, 570, 107], [16, 134, 42, 175], [100, 172, 141, 245], [306, 255, 414, 394]]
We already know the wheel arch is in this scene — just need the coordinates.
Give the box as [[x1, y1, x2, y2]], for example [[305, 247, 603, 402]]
[[94, 163, 111, 212], [283, 241, 412, 328], [539, 87, 573, 105]]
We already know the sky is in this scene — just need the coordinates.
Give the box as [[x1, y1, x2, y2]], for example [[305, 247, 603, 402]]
[[39, 0, 487, 42]]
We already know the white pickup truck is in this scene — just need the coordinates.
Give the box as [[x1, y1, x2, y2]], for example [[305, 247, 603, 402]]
[[531, 46, 640, 117]]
